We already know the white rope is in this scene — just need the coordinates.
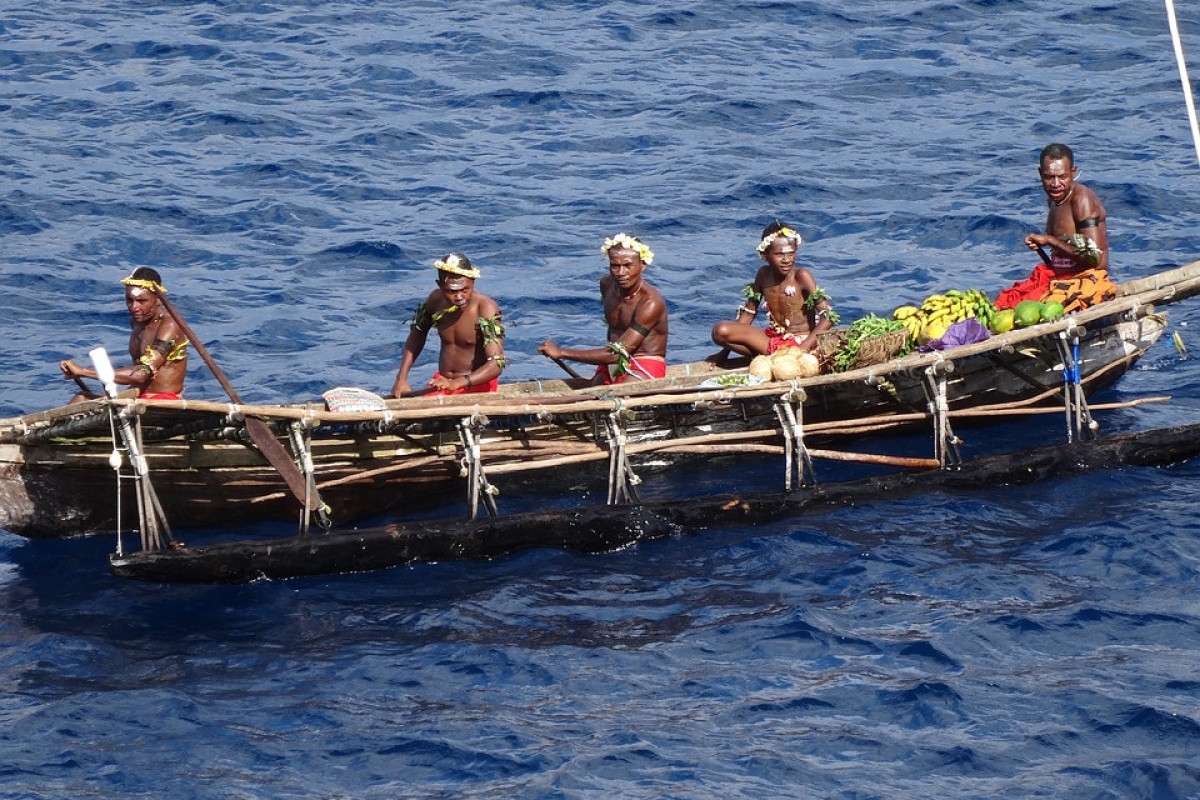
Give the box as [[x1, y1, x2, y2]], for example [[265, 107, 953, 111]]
[[1165, 0, 1200, 167]]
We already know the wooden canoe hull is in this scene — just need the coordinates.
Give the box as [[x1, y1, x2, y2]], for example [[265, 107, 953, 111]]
[[107, 420, 1200, 584]]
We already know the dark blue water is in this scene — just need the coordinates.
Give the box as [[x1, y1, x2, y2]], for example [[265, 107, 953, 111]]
[[4, 1, 1200, 797]]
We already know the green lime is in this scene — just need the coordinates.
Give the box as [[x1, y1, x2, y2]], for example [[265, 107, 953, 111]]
[[1014, 300, 1044, 328], [1040, 301, 1065, 321]]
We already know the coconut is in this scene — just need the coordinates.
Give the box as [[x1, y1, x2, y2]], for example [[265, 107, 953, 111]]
[[748, 355, 774, 381], [771, 348, 820, 381]]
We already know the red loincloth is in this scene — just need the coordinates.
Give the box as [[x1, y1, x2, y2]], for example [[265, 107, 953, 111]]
[[425, 371, 499, 396], [594, 356, 668, 385]]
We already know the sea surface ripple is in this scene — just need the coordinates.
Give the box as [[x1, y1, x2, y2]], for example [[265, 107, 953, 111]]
[[3, 1, 1200, 798]]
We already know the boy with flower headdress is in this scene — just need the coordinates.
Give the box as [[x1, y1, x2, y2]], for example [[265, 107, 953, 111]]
[[60, 267, 190, 404], [708, 221, 838, 363], [538, 233, 669, 385], [390, 252, 507, 397]]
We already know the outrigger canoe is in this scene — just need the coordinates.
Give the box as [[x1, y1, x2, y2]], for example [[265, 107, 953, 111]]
[[2, 261, 1199, 543]]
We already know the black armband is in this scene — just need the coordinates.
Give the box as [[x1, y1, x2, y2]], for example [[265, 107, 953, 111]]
[[629, 320, 650, 337], [1075, 217, 1103, 230]]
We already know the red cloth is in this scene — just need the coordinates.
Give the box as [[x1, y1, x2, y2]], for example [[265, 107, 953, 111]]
[[140, 392, 181, 400], [996, 262, 1117, 312], [767, 331, 803, 354], [425, 371, 498, 396], [594, 357, 668, 385], [996, 262, 1055, 310]]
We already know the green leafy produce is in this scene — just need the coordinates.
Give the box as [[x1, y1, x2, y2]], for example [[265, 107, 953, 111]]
[[832, 314, 908, 372]]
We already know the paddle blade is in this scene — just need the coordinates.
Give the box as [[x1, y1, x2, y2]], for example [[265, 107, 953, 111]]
[[243, 416, 322, 511], [89, 347, 118, 396]]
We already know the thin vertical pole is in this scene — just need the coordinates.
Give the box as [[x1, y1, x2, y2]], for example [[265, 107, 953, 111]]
[[1165, 0, 1200, 168]]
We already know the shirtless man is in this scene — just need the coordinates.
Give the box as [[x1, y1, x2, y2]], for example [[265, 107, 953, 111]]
[[60, 267, 189, 404], [390, 252, 506, 397], [708, 222, 836, 361], [997, 143, 1116, 311], [538, 233, 669, 385]]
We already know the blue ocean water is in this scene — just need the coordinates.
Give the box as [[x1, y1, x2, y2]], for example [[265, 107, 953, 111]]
[[3, 0, 1200, 797]]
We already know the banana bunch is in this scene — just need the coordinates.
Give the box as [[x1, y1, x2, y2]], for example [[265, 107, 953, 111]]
[[892, 289, 998, 344]]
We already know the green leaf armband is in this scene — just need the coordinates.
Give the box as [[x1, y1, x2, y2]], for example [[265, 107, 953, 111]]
[[804, 287, 832, 309], [606, 341, 632, 377], [410, 302, 432, 333], [478, 315, 506, 345], [1063, 233, 1103, 267], [741, 283, 764, 303]]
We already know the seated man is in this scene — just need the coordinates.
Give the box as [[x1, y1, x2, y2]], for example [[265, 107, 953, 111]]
[[709, 221, 837, 362], [997, 143, 1117, 312], [538, 232, 668, 384], [390, 252, 506, 397], [60, 267, 189, 403]]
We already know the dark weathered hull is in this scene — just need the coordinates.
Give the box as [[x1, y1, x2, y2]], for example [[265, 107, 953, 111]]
[[108, 421, 1200, 584], [2, 260, 1195, 539]]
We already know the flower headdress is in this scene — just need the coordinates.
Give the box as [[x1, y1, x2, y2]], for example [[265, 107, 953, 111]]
[[433, 252, 481, 279], [121, 273, 167, 294], [756, 226, 802, 254], [601, 233, 654, 266]]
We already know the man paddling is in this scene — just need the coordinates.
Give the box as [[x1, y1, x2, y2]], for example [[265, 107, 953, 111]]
[[996, 143, 1117, 312], [538, 232, 669, 384], [60, 267, 189, 404], [390, 252, 507, 397]]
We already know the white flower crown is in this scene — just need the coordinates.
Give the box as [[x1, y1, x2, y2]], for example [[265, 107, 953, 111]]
[[756, 227, 803, 254], [601, 233, 654, 266]]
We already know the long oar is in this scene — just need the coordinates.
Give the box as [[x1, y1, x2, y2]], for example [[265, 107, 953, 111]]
[[544, 353, 584, 380], [153, 291, 323, 515], [1036, 243, 1054, 266]]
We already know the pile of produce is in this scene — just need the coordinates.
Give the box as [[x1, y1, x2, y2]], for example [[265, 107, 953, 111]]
[[1012, 299, 1065, 327], [748, 347, 821, 382], [826, 314, 910, 372], [891, 289, 1000, 344]]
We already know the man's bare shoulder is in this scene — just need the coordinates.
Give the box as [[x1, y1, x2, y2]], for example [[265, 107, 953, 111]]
[[1072, 182, 1107, 220], [473, 293, 502, 317], [640, 279, 666, 302], [420, 287, 449, 309]]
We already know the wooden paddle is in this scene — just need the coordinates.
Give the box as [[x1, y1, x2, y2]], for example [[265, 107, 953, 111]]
[[153, 291, 322, 513], [545, 353, 584, 380], [1035, 243, 1054, 266]]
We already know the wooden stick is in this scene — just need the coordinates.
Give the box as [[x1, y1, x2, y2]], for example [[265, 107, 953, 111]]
[[547, 354, 584, 380], [153, 291, 321, 512]]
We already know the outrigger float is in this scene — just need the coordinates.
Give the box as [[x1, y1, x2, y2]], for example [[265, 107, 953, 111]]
[[1, 262, 1199, 578]]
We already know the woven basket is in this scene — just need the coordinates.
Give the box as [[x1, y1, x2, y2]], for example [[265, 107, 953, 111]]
[[816, 328, 909, 371], [854, 328, 909, 367], [322, 386, 389, 413]]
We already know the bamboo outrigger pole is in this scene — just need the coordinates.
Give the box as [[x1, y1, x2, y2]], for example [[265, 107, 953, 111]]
[[1165, 0, 1200, 168]]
